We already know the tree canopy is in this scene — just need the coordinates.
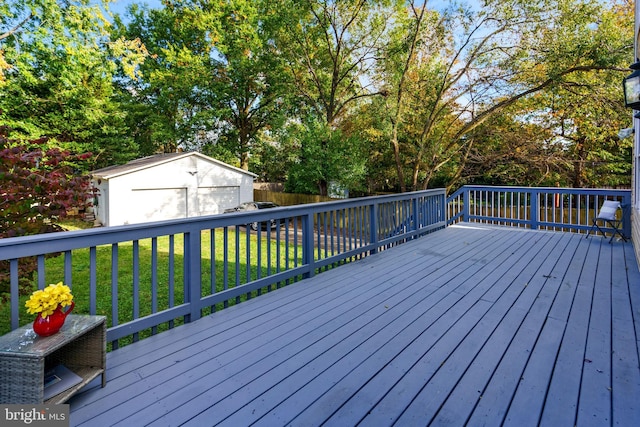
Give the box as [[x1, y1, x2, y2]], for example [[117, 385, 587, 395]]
[[0, 0, 634, 198]]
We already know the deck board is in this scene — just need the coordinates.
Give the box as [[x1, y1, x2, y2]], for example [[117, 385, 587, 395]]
[[578, 240, 613, 426], [540, 238, 600, 426], [182, 232, 517, 426], [502, 234, 583, 426], [462, 233, 576, 426], [68, 224, 640, 426], [610, 240, 639, 426], [250, 228, 541, 426], [330, 232, 561, 426], [83, 228, 512, 426]]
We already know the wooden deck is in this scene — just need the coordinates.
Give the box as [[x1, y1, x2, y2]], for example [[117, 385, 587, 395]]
[[68, 224, 640, 426]]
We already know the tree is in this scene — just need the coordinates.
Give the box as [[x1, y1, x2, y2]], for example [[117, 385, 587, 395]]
[[372, 0, 632, 191], [524, 0, 634, 188], [0, 128, 95, 295], [284, 119, 368, 194], [466, 0, 633, 189], [376, 0, 442, 192], [206, 0, 289, 171], [110, 2, 217, 156], [457, 110, 564, 187], [0, 130, 95, 238], [113, 0, 287, 170], [0, 0, 144, 169], [272, 0, 402, 195]]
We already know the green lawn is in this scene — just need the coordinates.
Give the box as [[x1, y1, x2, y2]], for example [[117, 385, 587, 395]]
[[1, 225, 304, 346]]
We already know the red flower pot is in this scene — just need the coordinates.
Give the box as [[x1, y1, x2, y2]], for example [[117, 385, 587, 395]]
[[32, 302, 75, 337]]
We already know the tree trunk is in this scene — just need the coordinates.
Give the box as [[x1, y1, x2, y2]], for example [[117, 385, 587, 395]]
[[238, 118, 251, 171], [318, 179, 328, 197], [572, 140, 585, 188], [391, 126, 407, 193]]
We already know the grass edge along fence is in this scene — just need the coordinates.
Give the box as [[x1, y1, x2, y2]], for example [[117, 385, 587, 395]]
[[1, 190, 446, 349]]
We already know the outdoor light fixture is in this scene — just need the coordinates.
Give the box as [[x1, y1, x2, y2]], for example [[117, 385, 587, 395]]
[[623, 59, 640, 112]]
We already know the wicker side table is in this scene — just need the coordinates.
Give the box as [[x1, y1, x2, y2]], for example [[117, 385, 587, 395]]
[[0, 315, 106, 404]]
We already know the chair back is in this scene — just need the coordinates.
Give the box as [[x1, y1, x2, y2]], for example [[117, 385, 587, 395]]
[[597, 200, 621, 221]]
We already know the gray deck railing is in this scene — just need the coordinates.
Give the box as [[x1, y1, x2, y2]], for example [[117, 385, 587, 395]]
[[446, 185, 632, 238], [0, 190, 445, 347]]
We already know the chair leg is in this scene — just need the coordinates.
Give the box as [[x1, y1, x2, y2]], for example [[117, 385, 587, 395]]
[[587, 219, 626, 243], [594, 223, 607, 238], [611, 230, 627, 243], [586, 219, 596, 239], [606, 220, 627, 243]]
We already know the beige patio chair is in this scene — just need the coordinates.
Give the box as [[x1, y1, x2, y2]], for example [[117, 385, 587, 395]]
[[585, 200, 627, 243]]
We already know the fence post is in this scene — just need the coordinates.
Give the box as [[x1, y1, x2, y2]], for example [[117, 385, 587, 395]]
[[530, 190, 539, 230]]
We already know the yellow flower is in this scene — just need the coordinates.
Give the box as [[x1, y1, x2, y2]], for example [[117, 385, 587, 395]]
[[25, 282, 74, 316]]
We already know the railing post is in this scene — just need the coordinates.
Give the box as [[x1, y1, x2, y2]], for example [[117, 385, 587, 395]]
[[530, 190, 539, 230], [184, 229, 202, 323], [302, 213, 315, 278], [89, 247, 97, 315], [462, 188, 470, 222], [623, 191, 632, 239], [412, 197, 419, 233], [370, 203, 379, 254], [10, 259, 18, 330]]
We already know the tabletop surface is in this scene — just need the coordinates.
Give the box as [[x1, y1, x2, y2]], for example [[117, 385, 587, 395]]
[[0, 315, 105, 356]]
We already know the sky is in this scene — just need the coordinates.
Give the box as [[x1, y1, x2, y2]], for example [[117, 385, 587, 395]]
[[108, 0, 163, 18], [107, 0, 466, 18]]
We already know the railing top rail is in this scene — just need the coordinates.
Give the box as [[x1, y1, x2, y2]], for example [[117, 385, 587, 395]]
[[446, 185, 631, 205], [2, 188, 448, 337], [451, 185, 631, 195], [445, 185, 632, 237], [0, 189, 445, 260]]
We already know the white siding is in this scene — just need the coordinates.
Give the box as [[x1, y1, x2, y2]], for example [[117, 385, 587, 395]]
[[93, 153, 255, 226], [197, 186, 240, 216], [129, 188, 187, 223]]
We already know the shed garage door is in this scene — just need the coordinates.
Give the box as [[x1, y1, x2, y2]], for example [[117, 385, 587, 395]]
[[130, 188, 187, 224]]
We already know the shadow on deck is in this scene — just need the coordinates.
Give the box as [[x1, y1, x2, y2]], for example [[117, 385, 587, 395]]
[[68, 224, 640, 426]]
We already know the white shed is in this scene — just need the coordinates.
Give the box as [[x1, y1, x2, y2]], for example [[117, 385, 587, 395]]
[[91, 152, 256, 226]]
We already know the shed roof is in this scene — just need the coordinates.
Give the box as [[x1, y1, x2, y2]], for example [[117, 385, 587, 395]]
[[91, 152, 257, 180]]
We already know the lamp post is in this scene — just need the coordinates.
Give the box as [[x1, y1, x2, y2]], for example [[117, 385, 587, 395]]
[[623, 60, 640, 116]]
